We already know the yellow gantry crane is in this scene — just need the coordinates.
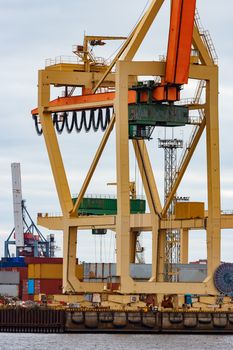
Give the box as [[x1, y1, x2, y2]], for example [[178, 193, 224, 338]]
[[32, 0, 233, 304]]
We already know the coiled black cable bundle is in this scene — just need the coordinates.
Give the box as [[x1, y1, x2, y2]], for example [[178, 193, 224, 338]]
[[32, 107, 112, 136]]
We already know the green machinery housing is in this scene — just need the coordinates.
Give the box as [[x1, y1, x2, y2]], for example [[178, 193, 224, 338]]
[[128, 82, 188, 139], [73, 197, 146, 216]]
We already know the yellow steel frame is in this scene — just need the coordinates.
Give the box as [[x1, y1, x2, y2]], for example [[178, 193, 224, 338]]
[[37, 0, 229, 295]]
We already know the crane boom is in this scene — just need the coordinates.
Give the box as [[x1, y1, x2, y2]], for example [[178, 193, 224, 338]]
[[165, 0, 196, 85], [31, 0, 197, 118]]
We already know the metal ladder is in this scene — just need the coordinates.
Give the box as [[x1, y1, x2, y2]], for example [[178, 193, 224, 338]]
[[176, 79, 205, 179], [195, 9, 218, 64]]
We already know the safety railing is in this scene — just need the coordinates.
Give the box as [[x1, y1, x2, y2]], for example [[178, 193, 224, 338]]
[[221, 210, 233, 215], [195, 9, 218, 64], [45, 56, 81, 67], [38, 212, 62, 218], [72, 193, 145, 200]]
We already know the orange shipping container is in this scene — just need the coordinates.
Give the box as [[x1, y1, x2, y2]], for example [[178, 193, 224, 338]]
[[175, 202, 204, 219], [28, 263, 83, 280]]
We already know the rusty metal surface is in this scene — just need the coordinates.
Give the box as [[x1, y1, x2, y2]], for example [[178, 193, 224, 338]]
[[0, 309, 65, 333]]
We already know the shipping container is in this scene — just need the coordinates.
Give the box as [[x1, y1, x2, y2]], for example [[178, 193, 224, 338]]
[[83, 263, 116, 280], [17, 267, 28, 281], [130, 264, 151, 279], [21, 294, 34, 301], [28, 264, 62, 279], [107, 283, 120, 291], [173, 263, 207, 282], [34, 279, 40, 295], [24, 257, 63, 265], [0, 284, 19, 297], [39, 279, 62, 294], [22, 280, 28, 295], [0, 267, 28, 281], [83, 263, 150, 280], [83, 278, 104, 283], [0, 261, 27, 268], [1, 257, 25, 263], [0, 271, 20, 284], [175, 202, 205, 219], [28, 279, 35, 295], [28, 263, 83, 280], [31, 279, 63, 295]]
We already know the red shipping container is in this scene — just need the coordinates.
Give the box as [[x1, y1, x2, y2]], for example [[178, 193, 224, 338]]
[[22, 294, 34, 302], [22, 280, 28, 295], [24, 257, 63, 264], [16, 267, 28, 281], [107, 282, 120, 291], [34, 279, 40, 294], [35, 279, 63, 295]]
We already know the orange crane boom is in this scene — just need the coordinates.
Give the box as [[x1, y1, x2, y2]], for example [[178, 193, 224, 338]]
[[165, 0, 196, 85], [32, 0, 196, 117]]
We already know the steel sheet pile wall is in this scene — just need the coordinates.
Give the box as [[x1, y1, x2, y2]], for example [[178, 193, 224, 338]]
[[0, 309, 65, 333]]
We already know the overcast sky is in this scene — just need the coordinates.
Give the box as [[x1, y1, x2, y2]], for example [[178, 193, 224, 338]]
[[0, 0, 233, 263]]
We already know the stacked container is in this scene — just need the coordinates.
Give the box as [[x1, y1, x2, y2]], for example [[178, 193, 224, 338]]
[[83, 263, 152, 281], [26, 261, 83, 298], [0, 257, 27, 268], [0, 271, 19, 297], [0, 257, 67, 300]]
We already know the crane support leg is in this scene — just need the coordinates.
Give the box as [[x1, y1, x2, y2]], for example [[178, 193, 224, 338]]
[[205, 68, 221, 277], [115, 61, 133, 291], [157, 229, 166, 282], [38, 70, 73, 216], [133, 140, 162, 215], [180, 228, 189, 264], [130, 232, 137, 263], [63, 225, 77, 292], [132, 140, 161, 281]]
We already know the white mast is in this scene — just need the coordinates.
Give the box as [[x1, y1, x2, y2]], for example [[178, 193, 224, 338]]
[[11, 163, 24, 247]]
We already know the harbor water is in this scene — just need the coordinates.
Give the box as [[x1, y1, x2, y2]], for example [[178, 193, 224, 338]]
[[1, 333, 233, 350]]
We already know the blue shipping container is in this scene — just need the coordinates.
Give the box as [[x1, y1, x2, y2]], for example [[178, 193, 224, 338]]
[[0, 262, 27, 268], [1, 257, 25, 263], [28, 279, 35, 295]]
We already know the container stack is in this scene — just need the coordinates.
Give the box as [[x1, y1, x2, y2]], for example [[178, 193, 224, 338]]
[[0, 270, 19, 297], [0, 258, 208, 300], [0, 257, 83, 301], [83, 263, 152, 281], [27, 261, 63, 297]]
